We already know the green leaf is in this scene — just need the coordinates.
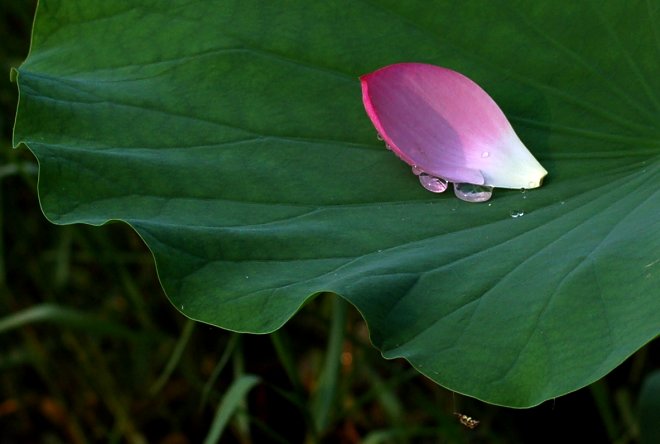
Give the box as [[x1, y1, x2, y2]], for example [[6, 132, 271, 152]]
[[12, 0, 659, 407]]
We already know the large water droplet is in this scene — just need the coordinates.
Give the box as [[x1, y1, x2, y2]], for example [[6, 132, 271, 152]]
[[453, 183, 493, 202], [411, 165, 423, 176], [510, 209, 525, 218], [419, 174, 448, 193]]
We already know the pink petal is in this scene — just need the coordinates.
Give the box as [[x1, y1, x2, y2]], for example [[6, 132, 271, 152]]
[[360, 63, 547, 189]]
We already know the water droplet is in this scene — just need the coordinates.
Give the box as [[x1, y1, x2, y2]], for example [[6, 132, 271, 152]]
[[560, 201, 566, 205], [411, 165, 423, 176], [510, 209, 525, 218], [419, 173, 448, 193], [180, 305, 184, 310], [453, 183, 493, 203], [385, 143, 392, 151], [481, 151, 490, 158], [376, 133, 383, 141]]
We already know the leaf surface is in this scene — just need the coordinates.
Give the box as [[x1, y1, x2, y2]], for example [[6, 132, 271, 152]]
[[13, 0, 660, 406]]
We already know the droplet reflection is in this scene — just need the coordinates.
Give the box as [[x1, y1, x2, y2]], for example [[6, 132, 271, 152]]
[[419, 174, 448, 193], [453, 183, 493, 202]]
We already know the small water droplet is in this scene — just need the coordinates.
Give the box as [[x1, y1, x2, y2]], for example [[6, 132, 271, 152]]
[[181, 305, 184, 310], [385, 143, 392, 151], [510, 209, 525, 218], [245, 275, 249, 279], [488, 203, 492, 207], [419, 173, 448, 193], [453, 183, 493, 203], [411, 165, 423, 176], [481, 151, 490, 158], [560, 200, 566, 205], [376, 133, 383, 141]]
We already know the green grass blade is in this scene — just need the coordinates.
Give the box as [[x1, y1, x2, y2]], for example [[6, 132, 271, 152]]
[[270, 329, 304, 393], [311, 296, 347, 433], [203, 374, 260, 444], [0, 303, 148, 341], [150, 318, 195, 395], [200, 333, 239, 410], [639, 370, 660, 444]]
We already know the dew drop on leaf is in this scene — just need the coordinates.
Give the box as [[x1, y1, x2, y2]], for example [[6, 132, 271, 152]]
[[419, 174, 448, 193], [453, 183, 493, 202], [411, 165, 423, 176], [510, 209, 525, 218]]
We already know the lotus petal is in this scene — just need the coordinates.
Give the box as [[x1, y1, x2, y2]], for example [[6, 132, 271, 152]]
[[360, 63, 548, 190]]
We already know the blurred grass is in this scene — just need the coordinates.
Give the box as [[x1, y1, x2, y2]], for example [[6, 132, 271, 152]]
[[1, 2, 657, 443]]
